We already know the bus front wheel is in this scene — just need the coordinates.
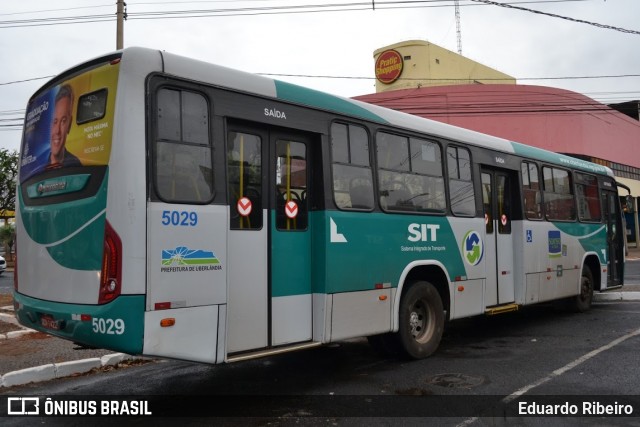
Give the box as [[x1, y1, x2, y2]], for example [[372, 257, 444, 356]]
[[397, 281, 444, 359], [571, 267, 594, 312]]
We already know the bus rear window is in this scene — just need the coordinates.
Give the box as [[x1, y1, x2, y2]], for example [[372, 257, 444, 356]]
[[77, 89, 108, 124]]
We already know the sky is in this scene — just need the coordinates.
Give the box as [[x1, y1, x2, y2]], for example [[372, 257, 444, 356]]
[[1, 0, 639, 153]]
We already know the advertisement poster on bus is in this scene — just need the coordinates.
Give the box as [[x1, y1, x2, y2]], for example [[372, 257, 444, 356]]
[[20, 61, 119, 183]]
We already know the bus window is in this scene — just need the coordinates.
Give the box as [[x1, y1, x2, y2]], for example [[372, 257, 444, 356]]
[[575, 172, 601, 222], [276, 140, 307, 230], [497, 174, 511, 234], [376, 132, 445, 213], [521, 162, 542, 220], [482, 172, 493, 234], [447, 146, 475, 216], [228, 132, 262, 229], [154, 88, 213, 204], [77, 89, 108, 125], [543, 167, 576, 221], [331, 123, 374, 210]]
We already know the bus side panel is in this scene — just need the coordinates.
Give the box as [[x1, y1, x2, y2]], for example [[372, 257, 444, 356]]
[[144, 203, 227, 362], [315, 211, 467, 295], [448, 217, 488, 318], [146, 204, 227, 308], [107, 47, 164, 297], [328, 289, 392, 341], [523, 221, 604, 303], [143, 305, 219, 363], [314, 211, 486, 334]]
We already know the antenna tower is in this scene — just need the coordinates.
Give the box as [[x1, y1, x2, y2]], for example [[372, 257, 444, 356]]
[[454, 0, 462, 55]]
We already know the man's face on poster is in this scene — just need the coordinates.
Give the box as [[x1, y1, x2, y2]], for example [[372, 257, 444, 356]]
[[50, 95, 72, 160]]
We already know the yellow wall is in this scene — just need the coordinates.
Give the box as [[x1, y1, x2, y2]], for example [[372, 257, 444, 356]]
[[374, 40, 516, 93], [616, 177, 640, 197]]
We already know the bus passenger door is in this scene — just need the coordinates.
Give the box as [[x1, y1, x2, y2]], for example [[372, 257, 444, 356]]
[[270, 132, 313, 346], [482, 168, 516, 306], [226, 124, 313, 354], [226, 125, 269, 354], [602, 189, 624, 287]]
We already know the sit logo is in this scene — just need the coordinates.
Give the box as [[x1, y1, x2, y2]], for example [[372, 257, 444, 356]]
[[408, 223, 440, 242]]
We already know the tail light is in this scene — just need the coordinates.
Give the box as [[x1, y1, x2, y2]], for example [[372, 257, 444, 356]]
[[99, 220, 122, 304]]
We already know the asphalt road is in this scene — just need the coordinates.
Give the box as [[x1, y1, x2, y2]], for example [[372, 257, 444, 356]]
[[1, 257, 639, 425], [2, 300, 640, 426]]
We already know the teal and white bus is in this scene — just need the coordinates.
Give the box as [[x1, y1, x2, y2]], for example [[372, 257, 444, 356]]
[[15, 47, 626, 363]]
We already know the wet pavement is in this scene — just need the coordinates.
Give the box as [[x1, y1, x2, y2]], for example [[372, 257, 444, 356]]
[[1, 246, 639, 385], [0, 292, 114, 376]]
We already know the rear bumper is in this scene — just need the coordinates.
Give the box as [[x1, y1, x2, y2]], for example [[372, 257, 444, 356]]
[[14, 292, 145, 355]]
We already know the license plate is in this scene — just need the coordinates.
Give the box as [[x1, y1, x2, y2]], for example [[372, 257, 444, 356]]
[[40, 315, 62, 331]]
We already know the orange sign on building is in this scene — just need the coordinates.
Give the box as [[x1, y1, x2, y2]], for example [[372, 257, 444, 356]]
[[375, 49, 403, 84]]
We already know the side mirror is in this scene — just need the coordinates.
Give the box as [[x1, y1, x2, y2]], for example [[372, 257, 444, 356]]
[[626, 195, 634, 213]]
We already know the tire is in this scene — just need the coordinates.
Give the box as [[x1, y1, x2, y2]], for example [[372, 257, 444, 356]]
[[397, 281, 445, 359], [571, 267, 594, 313]]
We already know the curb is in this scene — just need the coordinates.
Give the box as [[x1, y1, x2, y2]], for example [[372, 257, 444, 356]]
[[594, 291, 640, 302], [0, 312, 38, 340], [0, 353, 144, 388]]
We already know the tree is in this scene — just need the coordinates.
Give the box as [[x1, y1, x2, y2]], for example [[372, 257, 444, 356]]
[[0, 148, 18, 226], [0, 224, 14, 259]]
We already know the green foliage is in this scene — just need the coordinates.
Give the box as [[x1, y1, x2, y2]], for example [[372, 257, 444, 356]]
[[0, 148, 18, 216], [0, 224, 13, 255]]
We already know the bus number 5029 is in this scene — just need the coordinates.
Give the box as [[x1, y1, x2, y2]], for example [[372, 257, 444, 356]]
[[161, 210, 198, 227]]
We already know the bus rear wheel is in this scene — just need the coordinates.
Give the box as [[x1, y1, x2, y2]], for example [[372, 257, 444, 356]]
[[397, 281, 444, 359]]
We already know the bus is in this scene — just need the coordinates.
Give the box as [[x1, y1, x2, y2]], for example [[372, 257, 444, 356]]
[[15, 47, 626, 363]]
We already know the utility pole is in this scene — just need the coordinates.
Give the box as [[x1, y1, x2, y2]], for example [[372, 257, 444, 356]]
[[116, 0, 126, 50]]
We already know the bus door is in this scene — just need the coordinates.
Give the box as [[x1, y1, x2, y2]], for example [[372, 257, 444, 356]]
[[226, 123, 313, 354], [481, 167, 516, 306], [602, 189, 624, 287]]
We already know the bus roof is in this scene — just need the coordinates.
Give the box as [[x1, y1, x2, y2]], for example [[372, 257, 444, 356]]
[[42, 47, 613, 178], [156, 49, 613, 178]]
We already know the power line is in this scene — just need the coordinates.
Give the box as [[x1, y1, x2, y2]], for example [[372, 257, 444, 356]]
[[469, 0, 640, 35], [0, 4, 112, 17], [0, 76, 54, 86], [256, 72, 640, 81], [1, 94, 637, 122], [0, 0, 629, 34], [1, 71, 638, 89]]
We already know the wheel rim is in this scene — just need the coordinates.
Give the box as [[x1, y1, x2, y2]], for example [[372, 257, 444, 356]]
[[579, 274, 592, 303], [409, 299, 435, 344]]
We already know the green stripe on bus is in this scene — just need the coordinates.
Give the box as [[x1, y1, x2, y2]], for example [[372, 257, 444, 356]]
[[553, 222, 607, 264], [19, 169, 109, 270], [274, 80, 388, 124], [510, 142, 610, 176]]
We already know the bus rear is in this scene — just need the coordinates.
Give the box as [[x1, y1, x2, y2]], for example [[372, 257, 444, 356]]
[[14, 53, 145, 354]]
